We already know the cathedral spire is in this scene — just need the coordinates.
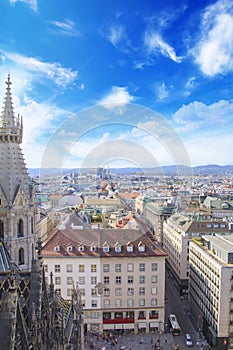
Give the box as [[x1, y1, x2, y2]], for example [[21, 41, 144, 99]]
[[0, 76, 36, 271], [0, 74, 22, 143]]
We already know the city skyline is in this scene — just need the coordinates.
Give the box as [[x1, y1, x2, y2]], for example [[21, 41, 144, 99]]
[[0, 0, 233, 169]]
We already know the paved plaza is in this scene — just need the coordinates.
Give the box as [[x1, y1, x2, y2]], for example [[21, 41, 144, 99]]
[[85, 331, 180, 350]]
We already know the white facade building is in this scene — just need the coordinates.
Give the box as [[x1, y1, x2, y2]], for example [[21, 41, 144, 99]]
[[42, 218, 167, 334], [189, 234, 233, 350]]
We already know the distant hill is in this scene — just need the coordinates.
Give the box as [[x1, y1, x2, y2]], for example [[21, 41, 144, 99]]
[[28, 164, 233, 177]]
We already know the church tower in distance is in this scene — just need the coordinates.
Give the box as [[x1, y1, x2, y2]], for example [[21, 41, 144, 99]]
[[0, 75, 36, 271]]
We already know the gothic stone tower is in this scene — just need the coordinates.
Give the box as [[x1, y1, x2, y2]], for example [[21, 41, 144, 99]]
[[0, 75, 36, 271]]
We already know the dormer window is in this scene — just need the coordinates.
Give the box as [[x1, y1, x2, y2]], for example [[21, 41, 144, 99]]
[[115, 242, 121, 253], [126, 242, 134, 252], [67, 245, 73, 252], [54, 244, 61, 252], [90, 243, 97, 252], [78, 244, 85, 252], [103, 242, 110, 253], [138, 241, 145, 252]]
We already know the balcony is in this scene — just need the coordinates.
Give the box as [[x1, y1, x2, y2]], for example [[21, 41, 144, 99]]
[[149, 315, 159, 319], [103, 317, 134, 324]]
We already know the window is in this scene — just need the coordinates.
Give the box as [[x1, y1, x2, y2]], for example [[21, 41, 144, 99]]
[[127, 244, 133, 252], [127, 263, 133, 272], [67, 277, 73, 285], [55, 277, 61, 285], [115, 244, 121, 252], [127, 288, 134, 296], [115, 299, 122, 307], [44, 265, 48, 273], [91, 264, 97, 272], [151, 275, 157, 283], [115, 276, 121, 284], [104, 276, 110, 285], [139, 287, 145, 295], [127, 299, 134, 307], [138, 243, 145, 252], [151, 298, 157, 306], [79, 264, 85, 272], [91, 288, 97, 296], [149, 310, 158, 318], [79, 288, 85, 296], [115, 288, 121, 296], [138, 311, 146, 319], [55, 265, 60, 273], [79, 276, 85, 284], [103, 244, 109, 253], [90, 312, 99, 319], [90, 244, 96, 251], [139, 298, 145, 306], [67, 289, 72, 297], [66, 264, 73, 272], [91, 276, 97, 285], [103, 264, 110, 272], [91, 300, 97, 308], [115, 264, 121, 272], [139, 275, 145, 284], [104, 288, 110, 296], [128, 276, 133, 284], [78, 244, 85, 251], [104, 299, 110, 307], [139, 263, 145, 272], [152, 263, 158, 271], [151, 287, 157, 295], [55, 289, 61, 296], [18, 219, 24, 237], [18, 248, 24, 265]]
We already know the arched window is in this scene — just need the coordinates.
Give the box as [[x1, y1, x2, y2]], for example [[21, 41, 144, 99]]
[[0, 220, 4, 240], [19, 247, 24, 265], [18, 219, 24, 237]]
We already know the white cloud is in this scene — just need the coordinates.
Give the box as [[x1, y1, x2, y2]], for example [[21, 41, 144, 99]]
[[9, 0, 38, 12], [156, 82, 169, 101], [173, 99, 233, 133], [144, 31, 182, 63], [18, 96, 70, 167], [107, 25, 125, 47], [193, 0, 233, 76], [49, 19, 80, 37], [1, 50, 78, 87], [99, 86, 134, 109], [184, 77, 196, 96], [105, 25, 132, 53]]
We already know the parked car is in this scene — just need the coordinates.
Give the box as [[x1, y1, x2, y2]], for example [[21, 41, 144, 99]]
[[185, 334, 193, 347]]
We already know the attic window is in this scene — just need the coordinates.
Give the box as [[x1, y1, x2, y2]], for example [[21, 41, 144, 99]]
[[67, 245, 73, 252], [103, 242, 109, 253], [54, 245, 61, 252], [115, 242, 121, 253], [90, 244, 97, 252], [127, 242, 133, 252], [78, 244, 85, 252], [138, 242, 145, 252]]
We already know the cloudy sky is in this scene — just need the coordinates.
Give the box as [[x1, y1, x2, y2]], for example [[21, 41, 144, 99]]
[[0, 0, 233, 170]]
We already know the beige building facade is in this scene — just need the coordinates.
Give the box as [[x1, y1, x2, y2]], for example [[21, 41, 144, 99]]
[[189, 234, 233, 350], [163, 213, 232, 294], [42, 220, 167, 334]]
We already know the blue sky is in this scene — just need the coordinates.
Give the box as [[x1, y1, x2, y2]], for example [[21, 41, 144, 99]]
[[0, 0, 233, 169]]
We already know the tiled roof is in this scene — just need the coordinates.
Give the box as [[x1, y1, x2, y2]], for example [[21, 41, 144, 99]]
[[42, 227, 167, 258]]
